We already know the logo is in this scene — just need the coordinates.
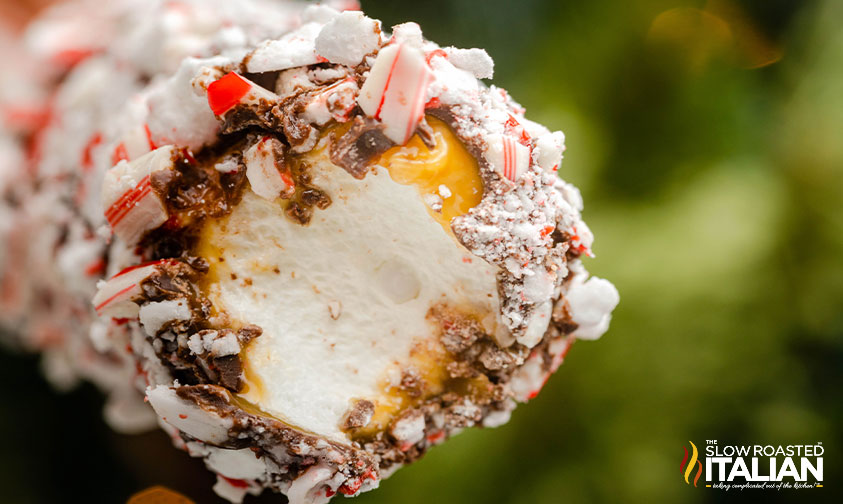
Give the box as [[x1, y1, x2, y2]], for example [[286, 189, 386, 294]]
[[680, 441, 703, 486], [680, 440, 823, 491]]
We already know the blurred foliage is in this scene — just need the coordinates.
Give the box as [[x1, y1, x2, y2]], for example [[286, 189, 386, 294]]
[[1, 0, 841, 502]]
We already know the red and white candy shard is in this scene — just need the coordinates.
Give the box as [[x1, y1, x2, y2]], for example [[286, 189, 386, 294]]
[[206, 72, 279, 117], [357, 42, 433, 144], [301, 77, 359, 125], [243, 136, 294, 200], [91, 260, 173, 318], [102, 145, 176, 245], [484, 134, 531, 182]]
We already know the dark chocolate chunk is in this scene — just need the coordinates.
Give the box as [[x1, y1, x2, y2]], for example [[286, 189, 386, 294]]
[[329, 116, 394, 179]]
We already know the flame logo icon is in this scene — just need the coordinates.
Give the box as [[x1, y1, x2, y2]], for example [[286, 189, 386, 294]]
[[680, 441, 703, 487]]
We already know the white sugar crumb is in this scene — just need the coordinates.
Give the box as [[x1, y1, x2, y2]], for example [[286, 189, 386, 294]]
[[308, 65, 349, 84], [423, 193, 443, 212], [390, 412, 425, 444], [316, 11, 381, 67], [139, 299, 191, 336], [275, 67, 315, 97], [210, 332, 241, 357], [438, 184, 452, 198], [445, 47, 494, 79], [214, 158, 240, 173], [187, 333, 204, 355]]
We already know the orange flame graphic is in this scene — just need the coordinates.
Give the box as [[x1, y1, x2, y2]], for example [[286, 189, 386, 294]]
[[680, 441, 703, 486]]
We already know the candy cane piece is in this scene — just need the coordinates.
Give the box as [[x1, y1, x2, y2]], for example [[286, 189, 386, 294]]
[[484, 134, 531, 182], [301, 77, 359, 125], [102, 146, 176, 245], [206, 72, 279, 118], [243, 136, 294, 200], [92, 260, 176, 318], [358, 43, 433, 145]]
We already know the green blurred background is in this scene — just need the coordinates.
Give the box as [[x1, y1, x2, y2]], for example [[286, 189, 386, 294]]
[[1, 0, 841, 502]]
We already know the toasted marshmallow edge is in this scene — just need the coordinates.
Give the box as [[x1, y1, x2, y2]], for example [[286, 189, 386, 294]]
[[196, 148, 501, 443]]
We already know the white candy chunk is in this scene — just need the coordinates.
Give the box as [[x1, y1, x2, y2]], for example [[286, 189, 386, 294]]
[[91, 261, 171, 317], [206, 447, 266, 480], [243, 137, 293, 200], [214, 158, 240, 173], [301, 78, 359, 125], [275, 67, 316, 97], [534, 131, 565, 172], [191, 65, 225, 96], [146, 385, 233, 445], [147, 57, 223, 151], [309, 66, 350, 84], [445, 47, 494, 79], [315, 11, 381, 67], [138, 299, 191, 336], [391, 22, 423, 48], [523, 269, 554, 303], [484, 134, 531, 182], [510, 352, 546, 402], [566, 277, 619, 341], [187, 333, 205, 355], [210, 332, 241, 357], [286, 464, 335, 504], [101, 145, 175, 245], [358, 43, 433, 144], [246, 23, 322, 73], [390, 411, 425, 446], [518, 300, 552, 348]]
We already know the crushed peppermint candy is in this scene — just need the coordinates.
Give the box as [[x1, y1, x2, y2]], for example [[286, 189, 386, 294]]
[[357, 42, 433, 144], [102, 146, 176, 245], [243, 136, 294, 200]]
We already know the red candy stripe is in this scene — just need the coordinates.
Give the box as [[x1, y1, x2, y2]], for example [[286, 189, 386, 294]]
[[207, 72, 252, 116], [104, 175, 152, 227]]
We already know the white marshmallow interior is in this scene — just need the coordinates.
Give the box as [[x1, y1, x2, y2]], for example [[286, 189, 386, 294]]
[[200, 151, 500, 443]]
